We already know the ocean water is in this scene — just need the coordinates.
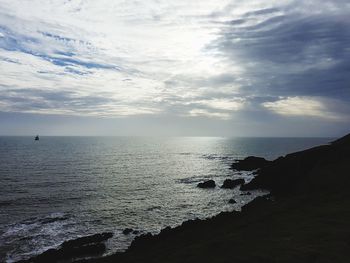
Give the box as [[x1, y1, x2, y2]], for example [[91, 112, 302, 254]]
[[0, 136, 332, 262]]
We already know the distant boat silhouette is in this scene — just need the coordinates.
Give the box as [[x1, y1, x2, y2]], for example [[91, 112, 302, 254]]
[[35, 135, 39, 141]]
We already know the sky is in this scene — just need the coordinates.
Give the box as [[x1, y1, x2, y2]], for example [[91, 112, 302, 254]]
[[0, 0, 349, 137]]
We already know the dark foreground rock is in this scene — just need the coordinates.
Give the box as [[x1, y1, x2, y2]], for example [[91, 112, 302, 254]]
[[231, 156, 270, 171], [17, 232, 113, 263], [80, 192, 350, 263], [197, 180, 216, 188], [221, 178, 245, 189]]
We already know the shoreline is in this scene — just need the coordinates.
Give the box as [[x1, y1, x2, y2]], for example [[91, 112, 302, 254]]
[[17, 133, 350, 263]]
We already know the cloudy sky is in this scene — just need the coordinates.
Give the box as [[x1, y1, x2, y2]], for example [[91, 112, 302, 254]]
[[0, 0, 349, 136]]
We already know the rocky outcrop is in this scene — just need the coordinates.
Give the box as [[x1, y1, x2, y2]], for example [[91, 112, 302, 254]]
[[197, 180, 216, 188], [231, 156, 271, 171], [241, 134, 350, 196], [17, 232, 113, 263], [221, 179, 245, 189]]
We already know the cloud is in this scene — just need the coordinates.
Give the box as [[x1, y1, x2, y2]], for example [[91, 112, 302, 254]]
[[188, 109, 231, 120], [0, 87, 161, 117], [209, 2, 350, 98], [0, 0, 349, 135], [262, 96, 336, 119], [196, 98, 245, 111], [0, 0, 231, 118]]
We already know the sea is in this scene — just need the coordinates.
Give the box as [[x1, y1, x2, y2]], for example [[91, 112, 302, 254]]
[[0, 136, 332, 262]]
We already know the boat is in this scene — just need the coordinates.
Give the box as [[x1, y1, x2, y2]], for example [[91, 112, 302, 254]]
[[35, 135, 39, 141]]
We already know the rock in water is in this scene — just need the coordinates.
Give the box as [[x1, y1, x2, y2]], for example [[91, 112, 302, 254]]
[[197, 180, 216, 188], [231, 156, 270, 171], [221, 179, 245, 189], [228, 198, 236, 204], [123, 228, 133, 235]]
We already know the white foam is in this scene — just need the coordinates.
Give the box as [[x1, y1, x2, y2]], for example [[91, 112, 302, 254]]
[[2, 213, 79, 263]]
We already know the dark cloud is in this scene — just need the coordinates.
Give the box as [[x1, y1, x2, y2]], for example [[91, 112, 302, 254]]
[[209, 8, 350, 102]]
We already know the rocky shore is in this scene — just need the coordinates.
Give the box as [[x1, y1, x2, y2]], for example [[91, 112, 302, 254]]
[[21, 133, 350, 263], [17, 233, 114, 263]]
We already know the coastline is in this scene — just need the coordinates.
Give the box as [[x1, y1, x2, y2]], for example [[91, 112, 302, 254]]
[[19, 133, 350, 263]]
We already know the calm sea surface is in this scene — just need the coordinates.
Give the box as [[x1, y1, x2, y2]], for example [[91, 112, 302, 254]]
[[0, 136, 332, 262]]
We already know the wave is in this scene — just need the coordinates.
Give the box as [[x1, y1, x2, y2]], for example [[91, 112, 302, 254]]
[[1, 213, 76, 262], [201, 154, 235, 161], [146, 206, 162, 211]]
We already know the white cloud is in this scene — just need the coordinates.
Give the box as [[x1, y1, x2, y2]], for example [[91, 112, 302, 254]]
[[262, 96, 344, 120], [197, 98, 245, 111], [0, 0, 237, 117], [188, 109, 231, 120]]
